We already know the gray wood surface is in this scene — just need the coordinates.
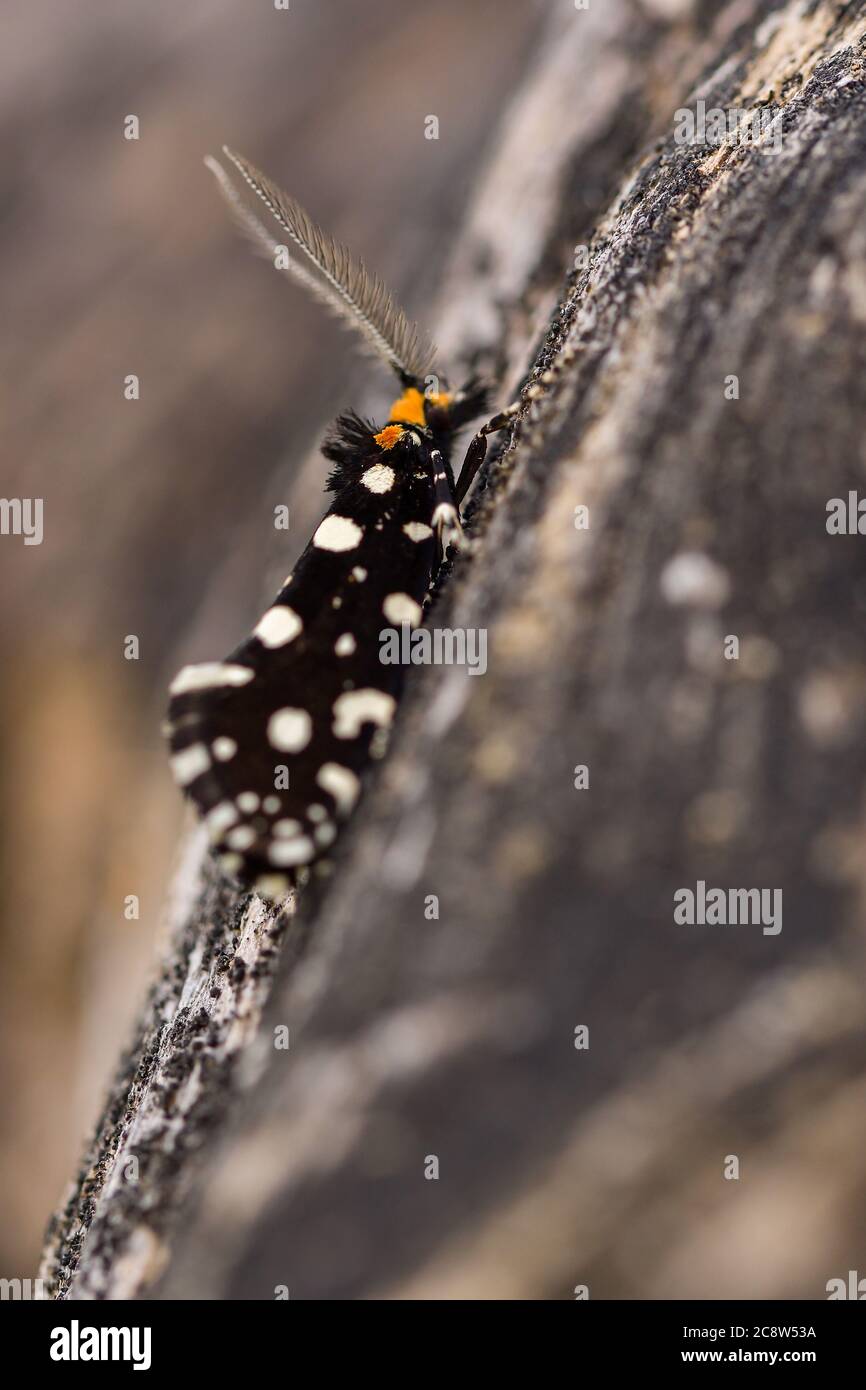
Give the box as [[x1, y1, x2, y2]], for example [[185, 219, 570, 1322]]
[[41, 0, 866, 1300]]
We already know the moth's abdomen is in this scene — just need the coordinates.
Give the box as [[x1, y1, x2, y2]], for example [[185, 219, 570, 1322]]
[[166, 452, 438, 899]]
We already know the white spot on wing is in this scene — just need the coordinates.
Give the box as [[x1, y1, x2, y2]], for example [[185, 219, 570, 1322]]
[[273, 818, 303, 837], [383, 593, 423, 627], [313, 514, 363, 552], [267, 707, 313, 752], [170, 742, 210, 786], [317, 762, 361, 815], [207, 802, 240, 838], [352, 566, 367, 581], [268, 836, 315, 866], [236, 792, 259, 814], [335, 633, 356, 656], [254, 873, 290, 901], [212, 736, 237, 762], [226, 825, 256, 851], [361, 463, 396, 493], [254, 605, 303, 648], [332, 689, 396, 740], [170, 663, 254, 695], [403, 521, 433, 542]]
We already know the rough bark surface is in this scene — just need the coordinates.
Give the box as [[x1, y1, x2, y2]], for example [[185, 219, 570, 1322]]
[[42, 0, 866, 1300]]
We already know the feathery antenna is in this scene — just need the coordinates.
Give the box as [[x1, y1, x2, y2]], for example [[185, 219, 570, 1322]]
[[205, 147, 436, 385]]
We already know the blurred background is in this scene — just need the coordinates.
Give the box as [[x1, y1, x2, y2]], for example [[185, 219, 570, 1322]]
[[0, 0, 542, 1277]]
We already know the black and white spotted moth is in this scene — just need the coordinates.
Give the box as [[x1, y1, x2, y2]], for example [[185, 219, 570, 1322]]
[[166, 148, 516, 901]]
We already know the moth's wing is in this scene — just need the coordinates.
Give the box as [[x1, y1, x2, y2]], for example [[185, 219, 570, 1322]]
[[166, 435, 438, 897]]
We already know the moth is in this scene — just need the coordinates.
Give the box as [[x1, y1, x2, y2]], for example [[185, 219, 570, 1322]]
[[166, 148, 516, 900]]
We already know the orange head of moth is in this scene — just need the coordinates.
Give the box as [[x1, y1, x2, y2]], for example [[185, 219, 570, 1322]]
[[387, 384, 454, 430], [374, 423, 405, 450]]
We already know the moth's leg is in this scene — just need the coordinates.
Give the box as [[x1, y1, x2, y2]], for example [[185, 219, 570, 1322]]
[[455, 401, 521, 506], [430, 445, 463, 555]]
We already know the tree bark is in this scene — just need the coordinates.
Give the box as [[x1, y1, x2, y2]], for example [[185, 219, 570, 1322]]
[[42, 0, 866, 1300]]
